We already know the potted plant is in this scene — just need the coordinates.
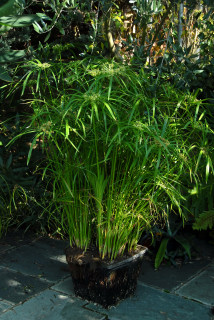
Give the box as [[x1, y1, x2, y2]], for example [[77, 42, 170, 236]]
[[16, 59, 203, 307], [31, 61, 156, 307], [63, 151, 151, 308]]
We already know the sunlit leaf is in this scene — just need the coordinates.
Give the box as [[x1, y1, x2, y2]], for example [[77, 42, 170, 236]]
[[0, 14, 49, 28]]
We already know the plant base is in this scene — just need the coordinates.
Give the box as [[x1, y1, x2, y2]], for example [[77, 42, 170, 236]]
[[65, 245, 147, 308]]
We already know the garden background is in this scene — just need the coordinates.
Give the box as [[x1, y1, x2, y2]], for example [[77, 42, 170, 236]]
[[0, 0, 214, 268]]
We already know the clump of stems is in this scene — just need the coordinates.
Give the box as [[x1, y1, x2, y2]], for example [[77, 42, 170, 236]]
[[17, 59, 213, 259]]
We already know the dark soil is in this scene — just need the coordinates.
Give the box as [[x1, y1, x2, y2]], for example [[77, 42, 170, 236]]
[[65, 245, 147, 308]]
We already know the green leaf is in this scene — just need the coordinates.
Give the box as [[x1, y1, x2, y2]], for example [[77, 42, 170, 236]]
[[193, 210, 214, 231], [59, 27, 65, 35], [0, 0, 13, 8], [0, 0, 25, 17], [0, 65, 12, 81], [21, 70, 33, 95], [27, 134, 42, 165], [0, 14, 48, 28], [33, 21, 43, 33], [65, 120, 69, 138], [56, 22, 65, 35], [36, 12, 51, 20], [0, 156, 3, 168], [0, 50, 25, 63], [103, 102, 116, 120], [155, 238, 169, 269], [44, 31, 51, 42], [174, 235, 191, 259], [6, 154, 12, 169], [193, 70, 204, 74]]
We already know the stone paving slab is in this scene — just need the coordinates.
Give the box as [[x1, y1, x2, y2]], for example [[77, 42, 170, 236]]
[[0, 301, 13, 315], [51, 277, 74, 296], [0, 267, 49, 305], [0, 231, 40, 249], [139, 258, 212, 291], [0, 289, 105, 320], [0, 244, 13, 255], [0, 235, 213, 320], [34, 237, 69, 252], [86, 283, 211, 320], [175, 263, 214, 306], [0, 239, 69, 283]]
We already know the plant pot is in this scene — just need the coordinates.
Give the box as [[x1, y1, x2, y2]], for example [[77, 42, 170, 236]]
[[65, 245, 147, 308]]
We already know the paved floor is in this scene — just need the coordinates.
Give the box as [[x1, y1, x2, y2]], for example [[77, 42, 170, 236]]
[[0, 233, 213, 320]]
